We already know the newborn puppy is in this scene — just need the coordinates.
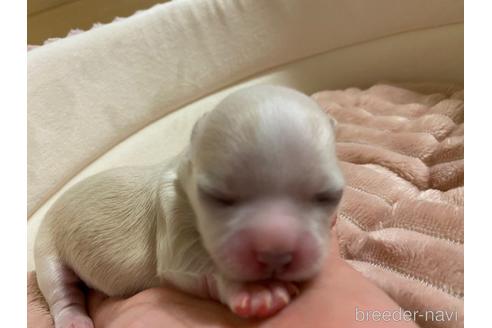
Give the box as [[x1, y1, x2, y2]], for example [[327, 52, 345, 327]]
[[34, 85, 345, 328]]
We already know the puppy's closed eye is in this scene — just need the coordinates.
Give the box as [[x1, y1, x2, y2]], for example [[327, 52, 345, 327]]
[[313, 189, 343, 205], [198, 186, 238, 207]]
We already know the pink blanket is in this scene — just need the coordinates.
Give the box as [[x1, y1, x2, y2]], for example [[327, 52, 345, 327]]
[[314, 83, 463, 328]]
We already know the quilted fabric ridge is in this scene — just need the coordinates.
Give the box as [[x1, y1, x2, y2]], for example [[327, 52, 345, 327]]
[[313, 83, 464, 328]]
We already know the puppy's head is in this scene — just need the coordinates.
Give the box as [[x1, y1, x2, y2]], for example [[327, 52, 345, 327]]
[[180, 85, 344, 282]]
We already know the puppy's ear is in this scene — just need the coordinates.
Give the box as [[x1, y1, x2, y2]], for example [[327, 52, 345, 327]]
[[191, 112, 210, 142], [182, 112, 210, 180], [179, 113, 209, 182], [327, 115, 338, 130]]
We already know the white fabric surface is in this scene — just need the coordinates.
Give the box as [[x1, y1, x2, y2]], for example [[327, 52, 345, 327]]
[[28, 0, 463, 218]]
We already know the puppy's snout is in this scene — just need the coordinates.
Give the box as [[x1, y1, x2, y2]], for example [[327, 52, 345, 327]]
[[249, 216, 299, 273], [221, 211, 325, 280], [257, 252, 293, 271], [252, 219, 298, 255]]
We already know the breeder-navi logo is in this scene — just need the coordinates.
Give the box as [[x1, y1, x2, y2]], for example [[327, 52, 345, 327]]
[[355, 306, 459, 322]]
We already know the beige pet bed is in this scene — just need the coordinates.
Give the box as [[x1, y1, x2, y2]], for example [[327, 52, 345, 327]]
[[28, 0, 464, 327]]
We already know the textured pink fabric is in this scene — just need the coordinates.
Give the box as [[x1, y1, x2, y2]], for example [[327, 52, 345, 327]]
[[313, 83, 464, 328]]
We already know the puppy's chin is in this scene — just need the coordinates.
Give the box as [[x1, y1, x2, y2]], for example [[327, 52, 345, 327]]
[[215, 256, 325, 283]]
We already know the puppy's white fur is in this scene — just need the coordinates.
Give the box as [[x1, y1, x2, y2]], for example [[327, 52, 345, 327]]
[[35, 85, 344, 327]]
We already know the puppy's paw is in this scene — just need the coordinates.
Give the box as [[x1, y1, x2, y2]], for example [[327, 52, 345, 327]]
[[54, 307, 94, 328], [220, 280, 300, 318]]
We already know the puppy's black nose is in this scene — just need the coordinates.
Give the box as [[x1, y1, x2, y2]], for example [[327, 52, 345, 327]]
[[257, 252, 292, 271]]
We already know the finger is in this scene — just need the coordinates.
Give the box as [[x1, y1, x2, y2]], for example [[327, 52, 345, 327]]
[[329, 225, 340, 255], [330, 212, 338, 228]]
